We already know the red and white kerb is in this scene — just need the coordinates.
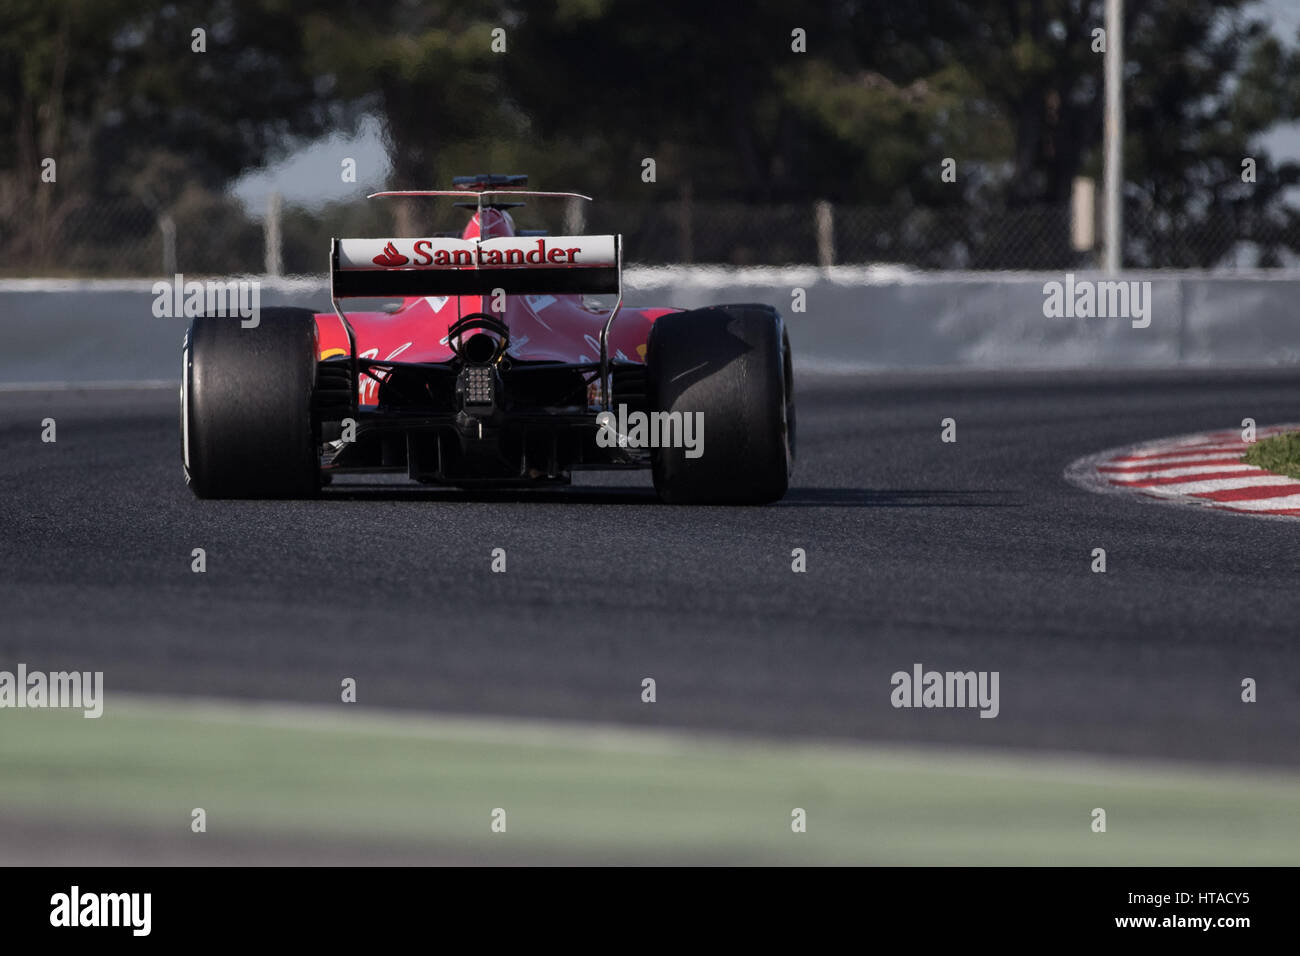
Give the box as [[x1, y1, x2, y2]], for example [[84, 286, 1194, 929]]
[[1074, 425, 1300, 517]]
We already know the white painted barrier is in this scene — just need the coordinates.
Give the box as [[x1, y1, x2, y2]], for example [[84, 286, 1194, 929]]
[[3, 269, 1299, 383]]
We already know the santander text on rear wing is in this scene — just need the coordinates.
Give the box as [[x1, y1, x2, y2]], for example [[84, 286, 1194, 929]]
[[329, 234, 620, 298]]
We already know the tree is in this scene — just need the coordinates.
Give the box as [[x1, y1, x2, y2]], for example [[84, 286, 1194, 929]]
[[0, 0, 360, 267], [3, 0, 1297, 270]]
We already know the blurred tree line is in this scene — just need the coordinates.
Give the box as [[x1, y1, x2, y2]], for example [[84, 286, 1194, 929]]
[[3, 0, 1299, 270]]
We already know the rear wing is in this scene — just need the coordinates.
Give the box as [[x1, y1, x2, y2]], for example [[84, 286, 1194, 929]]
[[330, 234, 620, 298], [327, 232, 626, 406]]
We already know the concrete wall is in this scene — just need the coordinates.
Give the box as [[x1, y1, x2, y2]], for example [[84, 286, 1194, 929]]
[[4, 269, 1299, 384]]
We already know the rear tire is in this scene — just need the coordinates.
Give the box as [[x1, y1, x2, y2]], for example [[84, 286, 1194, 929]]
[[182, 307, 321, 499], [647, 303, 794, 504]]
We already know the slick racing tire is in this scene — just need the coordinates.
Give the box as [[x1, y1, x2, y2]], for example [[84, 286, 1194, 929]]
[[646, 303, 795, 504], [182, 307, 321, 499]]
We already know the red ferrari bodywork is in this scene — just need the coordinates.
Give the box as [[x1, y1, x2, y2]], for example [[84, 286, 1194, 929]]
[[181, 178, 793, 500], [314, 207, 676, 405]]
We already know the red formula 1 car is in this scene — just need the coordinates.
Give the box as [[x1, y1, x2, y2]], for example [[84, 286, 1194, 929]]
[[181, 175, 794, 503]]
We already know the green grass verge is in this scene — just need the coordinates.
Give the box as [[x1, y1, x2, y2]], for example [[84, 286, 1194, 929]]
[[1242, 430, 1300, 480], [2, 698, 1298, 864]]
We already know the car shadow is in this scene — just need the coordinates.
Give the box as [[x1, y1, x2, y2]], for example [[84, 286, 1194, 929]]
[[323, 483, 659, 505], [321, 483, 1017, 508], [778, 488, 1019, 508]]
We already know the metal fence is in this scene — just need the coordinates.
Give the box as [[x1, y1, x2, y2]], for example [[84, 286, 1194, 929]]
[[1, 191, 1293, 277]]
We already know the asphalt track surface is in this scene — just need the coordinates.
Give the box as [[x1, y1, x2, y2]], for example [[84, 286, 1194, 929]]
[[3, 367, 1298, 767]]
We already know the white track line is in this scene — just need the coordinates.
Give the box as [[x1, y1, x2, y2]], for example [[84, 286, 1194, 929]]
[[1215, 494, 1300, 511], [1108, 475, 1300, 495], [0, 380, 177, 392], [1100, 462, 1260, 480], [1110, 445, 1256, 462]]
